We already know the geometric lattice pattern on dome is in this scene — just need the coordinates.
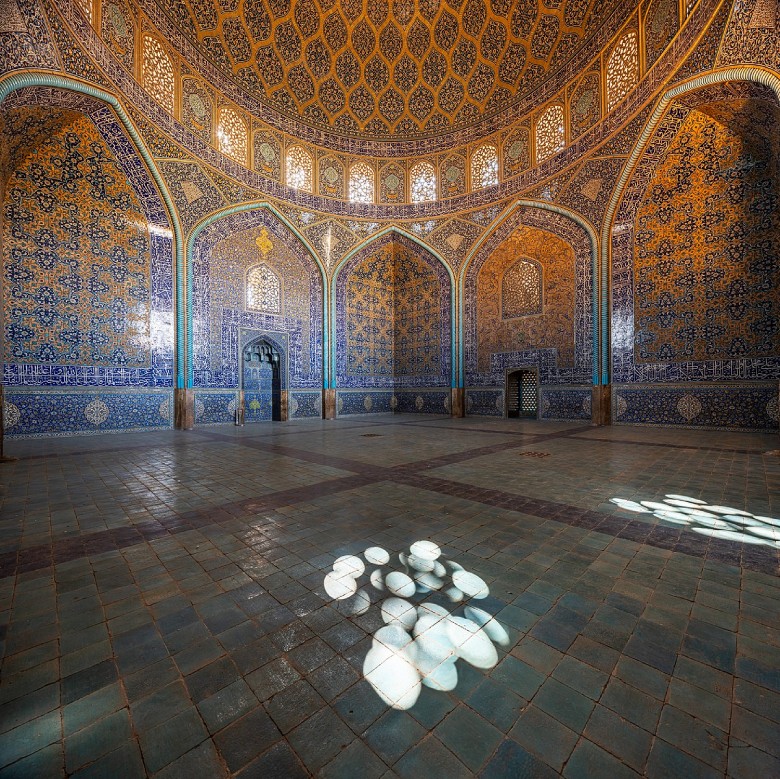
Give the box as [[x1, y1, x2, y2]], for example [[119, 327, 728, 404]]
[[158, 0, 615, 137], [142, 36, 175, 114], [217, 107, 248, 165], [286, 145, 313, 191], [410, 161, 436, 203], [502, 259, 543, 318], [471, 144, 499, 189], [535, 104, 565, 162], [246, 263, 281, 314], [607, 31, 639, 111], [76, 0, 93, 24]]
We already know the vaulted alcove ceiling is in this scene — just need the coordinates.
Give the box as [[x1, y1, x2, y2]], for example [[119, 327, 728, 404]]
[[161, 0, 630, 140]]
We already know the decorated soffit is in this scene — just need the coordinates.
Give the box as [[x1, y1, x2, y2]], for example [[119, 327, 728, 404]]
[[157, 0, 631, 141]]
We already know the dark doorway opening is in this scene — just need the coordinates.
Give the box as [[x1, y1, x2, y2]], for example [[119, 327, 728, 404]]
[[242, 339, 282, 422], [506, 369, 538, 418]]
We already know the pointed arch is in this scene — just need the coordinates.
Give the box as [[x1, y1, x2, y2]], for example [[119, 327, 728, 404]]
[[602, 67, 780, 386], [459, 200, 599, 389], [187, 202, 328, 390], [331, 228, 456, 391], [0, 71, 185, 387]]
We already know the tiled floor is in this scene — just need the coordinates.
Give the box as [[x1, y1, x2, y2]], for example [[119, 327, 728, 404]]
[[1, 415, 779, 778]]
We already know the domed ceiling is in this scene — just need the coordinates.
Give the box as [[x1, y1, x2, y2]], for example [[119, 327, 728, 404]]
[[163, 0, 626, 140]]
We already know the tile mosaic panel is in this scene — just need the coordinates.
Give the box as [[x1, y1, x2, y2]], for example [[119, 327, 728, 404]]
[[336, 390, 394, 416], [393, 390, 451, 415], [193, 390, 238, 425], [464, 207, 594, 388], [3, 389, 173, 437], [191, 208, 323, 391], [613, 384, 779, 431], [612, 92, 780, 400], [289, 391, 321, 418], [540, 387, 592, 420], [465, 389, 504, 416], [2, 103, 175, 397], [335, 233, 451, 390]]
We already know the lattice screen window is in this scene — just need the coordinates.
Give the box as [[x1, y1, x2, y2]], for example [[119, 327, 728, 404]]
[[607, 31, 639, 110], [247, 264, 281, 314], [349, 162, 375, 203], [217, 107, 248, 165], [502, 259, 543, 318], [76, 0, 93, 24], [535, 105, 565, 162], [286, 145, 313, 192], [410, 161, 436, 203], [471, 144, 499, 189], [142, 36, 175, 115]]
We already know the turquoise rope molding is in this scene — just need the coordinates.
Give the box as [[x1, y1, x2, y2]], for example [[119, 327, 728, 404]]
[[458, 200, 600, 388], [330, 228, 458, 390], [0, 72, 187, 388], [187, 203, 329, 389], [601, 66, 780, 387]]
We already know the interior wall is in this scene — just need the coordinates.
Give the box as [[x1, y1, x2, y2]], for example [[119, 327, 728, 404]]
[[335, 234, 452, 416], [1, 105, 174, 436], [190, 209, 323, 423], [612, 93, 780, 430], [464, 210, 595, 419]]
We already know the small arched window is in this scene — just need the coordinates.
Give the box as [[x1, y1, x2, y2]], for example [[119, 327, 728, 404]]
[[502, 259, 543, 318], [349, 162, 375, 203], [247, 263, 281, 314], [217, 107, 248, 166], [142, 35, 175, 115], [286, 146, 313, 192], [471, 144, 499, 189], [607, 31, 639, 110], [410, 161, 436, 203], [535, 104, 565, 163]]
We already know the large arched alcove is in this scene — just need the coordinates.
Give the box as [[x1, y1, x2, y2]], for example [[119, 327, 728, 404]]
[[333, 231, 453, 416], [462, 205, 596, 419], [0, 85, 177, 436], [189, 206, 324, 423], [610, 79, 780, 430]]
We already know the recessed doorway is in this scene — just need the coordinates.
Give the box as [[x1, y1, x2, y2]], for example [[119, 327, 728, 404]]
[[242, 338, 282, 422], [506, 369, 538, 419]]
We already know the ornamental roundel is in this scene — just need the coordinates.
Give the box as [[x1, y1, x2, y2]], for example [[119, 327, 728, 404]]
[[319, 157, 345, 197], [84, 399, 110, 425], [503, 127, 530, 176], [3, 402, 21, 429]]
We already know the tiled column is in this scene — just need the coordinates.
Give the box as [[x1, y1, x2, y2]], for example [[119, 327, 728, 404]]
[[592, 385, 611, 426], [451, 388, 465, 418], [323, 389, 337, 420], [280, 391, 289, 422], [175, 388, 195, 430]]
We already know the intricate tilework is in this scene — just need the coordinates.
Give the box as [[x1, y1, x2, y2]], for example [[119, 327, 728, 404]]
[[644, 0, 679, 67], [318, 155, 345, 198], [540, 388, 592, 420], [159, 160, 226, 232], [427, 218, 483, 271], [465, 389, 503, 416], [465, 207, 594, 388], [290, 390, 320, 417], [439, 153, 467, 199], [379, 162, 405, 204], [193, 389, 238, 424], [2, 102, 174, 398], [336, 390, 393, 415], [191, 208, 323, 391], [569, 71, 601, 140], [182, 77, 214, 142], [336, 233, 451, 389], [253, 130, 282, 181], [502, 259, 543, 319], [101, 0, 135, 71], [718, 0, 780, 72], [632, 103, 779, 364], [0, 0, 59, 73], [613, 384, 779, 430], [558, 157, 625, 229], [4, 389, 173, 436], [394, 389, 450, 414]]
